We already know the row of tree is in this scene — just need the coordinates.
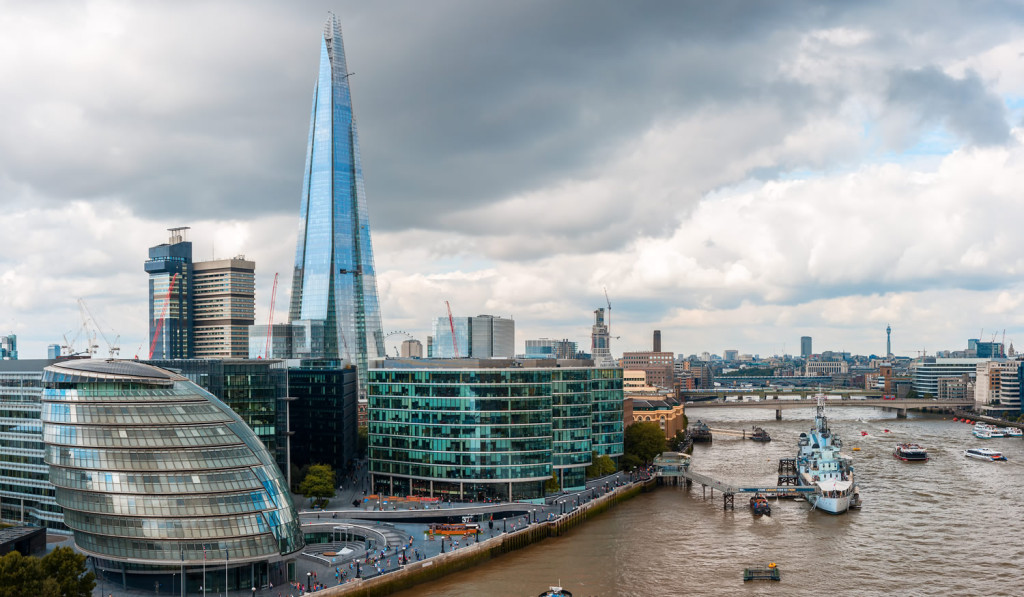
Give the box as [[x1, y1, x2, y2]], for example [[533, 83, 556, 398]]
[[0, 546, 94, 597]]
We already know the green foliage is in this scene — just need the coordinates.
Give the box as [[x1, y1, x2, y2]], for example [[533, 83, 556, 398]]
[[585, 453, 617, 479], [299, 463, 336, 502], [623, 421, 666, 467], [667, 429, 687, 451], [0, 547, 94, 597], [357, 425, 369, 458], [544, 472, 560, 494]]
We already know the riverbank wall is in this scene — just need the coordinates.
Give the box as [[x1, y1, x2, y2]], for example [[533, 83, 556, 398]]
[[312, 478, 656, 596]]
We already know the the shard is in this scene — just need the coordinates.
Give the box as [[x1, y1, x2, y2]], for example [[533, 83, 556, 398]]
[[289, 14, 385, 393]]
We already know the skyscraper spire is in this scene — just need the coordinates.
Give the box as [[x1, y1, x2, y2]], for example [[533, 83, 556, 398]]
[[290, 14, 385, 394]]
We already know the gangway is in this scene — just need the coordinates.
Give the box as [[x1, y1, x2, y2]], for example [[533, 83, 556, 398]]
[[653, 452, 815, 509]]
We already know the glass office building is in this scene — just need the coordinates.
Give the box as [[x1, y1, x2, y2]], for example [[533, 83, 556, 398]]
[[145, 228, 193, 359], [288, 14, 385, 395], [367, 363, 624, 500], [40, 359, 302, 592]]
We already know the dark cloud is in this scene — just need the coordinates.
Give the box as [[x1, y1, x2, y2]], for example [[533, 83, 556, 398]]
[[887, 66, 1010, 146]]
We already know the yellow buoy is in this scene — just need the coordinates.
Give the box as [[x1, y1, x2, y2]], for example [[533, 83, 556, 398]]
[[768, 562, 776, 569]]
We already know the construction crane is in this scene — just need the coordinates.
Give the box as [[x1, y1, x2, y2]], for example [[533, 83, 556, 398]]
[[264, 273, 279, 359], [147, 273, 179, 360], [603, 287, 612, 333], [445, 300, 459, 357], [78, 298, 120, 357]]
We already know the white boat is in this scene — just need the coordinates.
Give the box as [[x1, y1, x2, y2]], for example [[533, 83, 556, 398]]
[[964, 448, 1007, 461], [973, 423, 1002, 439], [796, 396, 857, 514], [1004, 427, 1023, 438]]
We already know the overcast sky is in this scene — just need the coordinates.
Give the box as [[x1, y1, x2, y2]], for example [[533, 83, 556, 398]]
[[4, 0, 1024, 360]]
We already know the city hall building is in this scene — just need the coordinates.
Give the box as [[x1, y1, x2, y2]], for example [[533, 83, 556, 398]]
[[40, 359, 303, 593], [367, 359, 623, 501]]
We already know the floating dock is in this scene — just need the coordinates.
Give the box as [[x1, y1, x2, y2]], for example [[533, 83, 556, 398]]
[[743, 564, 780, 582]]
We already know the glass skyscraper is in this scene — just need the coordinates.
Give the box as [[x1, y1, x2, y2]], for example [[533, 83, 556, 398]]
[[289, 14, 385, 395]]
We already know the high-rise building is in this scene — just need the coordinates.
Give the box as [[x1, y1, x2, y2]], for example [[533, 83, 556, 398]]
[[800, 336, 812, 358], [886, 324, 892, 358], [145, 227, 193, 359], [0, 334, 16, 360], [288, 15, 385, 395], [193, 256, 255, 358], [400, 339, 423, 358], [591, 308, 615, 367], [431, 315, 514, 359]]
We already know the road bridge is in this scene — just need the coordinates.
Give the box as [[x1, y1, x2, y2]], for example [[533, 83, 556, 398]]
[[683, 397, 973, 419]]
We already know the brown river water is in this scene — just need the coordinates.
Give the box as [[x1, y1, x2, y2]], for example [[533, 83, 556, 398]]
[[393, 406, 1024, 596]]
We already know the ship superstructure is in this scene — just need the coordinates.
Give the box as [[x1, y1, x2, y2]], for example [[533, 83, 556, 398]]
[[796, 396, 859, 514]]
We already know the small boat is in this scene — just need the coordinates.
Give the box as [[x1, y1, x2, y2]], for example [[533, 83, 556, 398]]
[[539, 586, 572, 597], [965, 448, 1007, 461], [860, 431, 868, 436], [750, 426, 772, 442], [1005, 427, 1023, 438], [893, 443, 928, 462], [749, 493, 771, 516]]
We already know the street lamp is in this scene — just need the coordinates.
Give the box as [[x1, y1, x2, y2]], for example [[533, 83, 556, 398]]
[[307, 571, 311, 591]]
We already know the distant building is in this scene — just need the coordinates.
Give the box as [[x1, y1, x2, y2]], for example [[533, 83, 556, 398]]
[[653, 330, 662, 353], [591, 308, 616, 367], [626, 396, 686, 440], [431, 315, 514, 359], [145, 228, 193, 359], [0, 335, 15, 360], [193, 256, 255, 359], [248, 324, 295, 359], [911, 358, 988, 397], [400, 339, 423, 358], [523, 338, 578, 360], [622, 351, 675, 391], [723, 349, 739, 362], [968, 338, 1005, 359], [805, 360, 849, 376], [46, 344, 60, 359], [974, 360, 1021, 412], [800, 336, 812, 358]]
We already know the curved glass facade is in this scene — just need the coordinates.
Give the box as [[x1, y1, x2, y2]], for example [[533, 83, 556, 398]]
[[40, 359, 303, 574], [368, 366, 624, 499]]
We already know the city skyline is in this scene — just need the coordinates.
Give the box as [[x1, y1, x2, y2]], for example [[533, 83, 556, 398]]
[[5, 2, 1024, 358]]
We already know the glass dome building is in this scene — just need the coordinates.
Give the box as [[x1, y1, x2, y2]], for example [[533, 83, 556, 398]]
[[40, 359, 303, 592]]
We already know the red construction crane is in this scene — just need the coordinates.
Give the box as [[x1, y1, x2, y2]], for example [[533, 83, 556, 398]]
[[445, 300, 459, 357], [264, 272, 279, 358], [147, 272, 179, 359]]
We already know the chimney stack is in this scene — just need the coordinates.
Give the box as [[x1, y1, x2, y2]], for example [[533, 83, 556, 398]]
[[653, 330, 662, 352]]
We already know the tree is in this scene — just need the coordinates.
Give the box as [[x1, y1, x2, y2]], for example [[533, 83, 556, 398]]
[[299, 463, 336, 505], [667, 429, 687, 452], [586, 453, 617, 479], [544, 472, 560, 494], [623, 421, 666, 468], [357, 425, 368, 458], [0, 547, 94, 597]]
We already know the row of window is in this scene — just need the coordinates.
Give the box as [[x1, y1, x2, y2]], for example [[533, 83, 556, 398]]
[[74, 531, 292, 562], [369, 460, 551, 481], [370, 437, 552, 452], [369, 396, 552, 410], [45, 445, 261, 472], [368, 422, 551, 440], [49, 467, 261, 495], [65, 510, 277, 540], [44, 424, 236, 449], [56, 488, 275, 517], [42, 403, 229, 426]]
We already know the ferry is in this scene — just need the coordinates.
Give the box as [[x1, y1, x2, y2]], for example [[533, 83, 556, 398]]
[[964, 448, 1007, 462], [796, 396, 858, 514], [893, 443, 929, 462]]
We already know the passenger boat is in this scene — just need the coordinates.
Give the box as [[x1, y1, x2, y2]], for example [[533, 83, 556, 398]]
[[965, 448, 1007, 461], [538, 586, 572, 596], [749, 493, 771, 516], [750, 426, 772, 442], [972, 423, 996, 439], [1005, 427, 1023, 437], [796, 396, 858, 514], [426, 523, 480, 536], [893, 443, 929, 462]]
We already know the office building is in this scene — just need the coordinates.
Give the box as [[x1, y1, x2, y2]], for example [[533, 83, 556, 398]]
[[968, 338, 1005, 359], [974, 360, 1021, 412], [47, 344, 61, 360], [400, 339, 423, 358], [622, 334, 675, 391], [723, 349, 739, 362], [911, 358, 988, 397], [248, 324, 295, 360], [0, 335, 16, 360], [367, 360, 623, 498], [193, 256, 255, 359], [431, 315, 514, 359], [0, 359, 66, 532], [41, 359, 302, 592], [800, 336, 812, 358], [288, 14, 385, 395], [523, 338, 578, 360], [591, 308, 615, 367], [282, 362, 359, 475], [144, 228, 193, 359]]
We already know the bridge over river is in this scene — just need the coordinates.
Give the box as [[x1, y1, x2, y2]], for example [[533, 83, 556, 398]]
[[683, 397, 973, 419]]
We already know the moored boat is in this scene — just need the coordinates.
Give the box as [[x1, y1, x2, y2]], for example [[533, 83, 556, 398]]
[[750, 426, 772, 442], [539, 586, 572, 597], [749, 493, 771, 516], [1005, 427, 1023, 438], [893, 443, 929, 462], [795, 396, 858, 514], [964, 448, 1007, 461]]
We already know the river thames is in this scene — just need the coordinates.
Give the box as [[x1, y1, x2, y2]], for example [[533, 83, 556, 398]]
[[393, 405, 1024, 596]]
